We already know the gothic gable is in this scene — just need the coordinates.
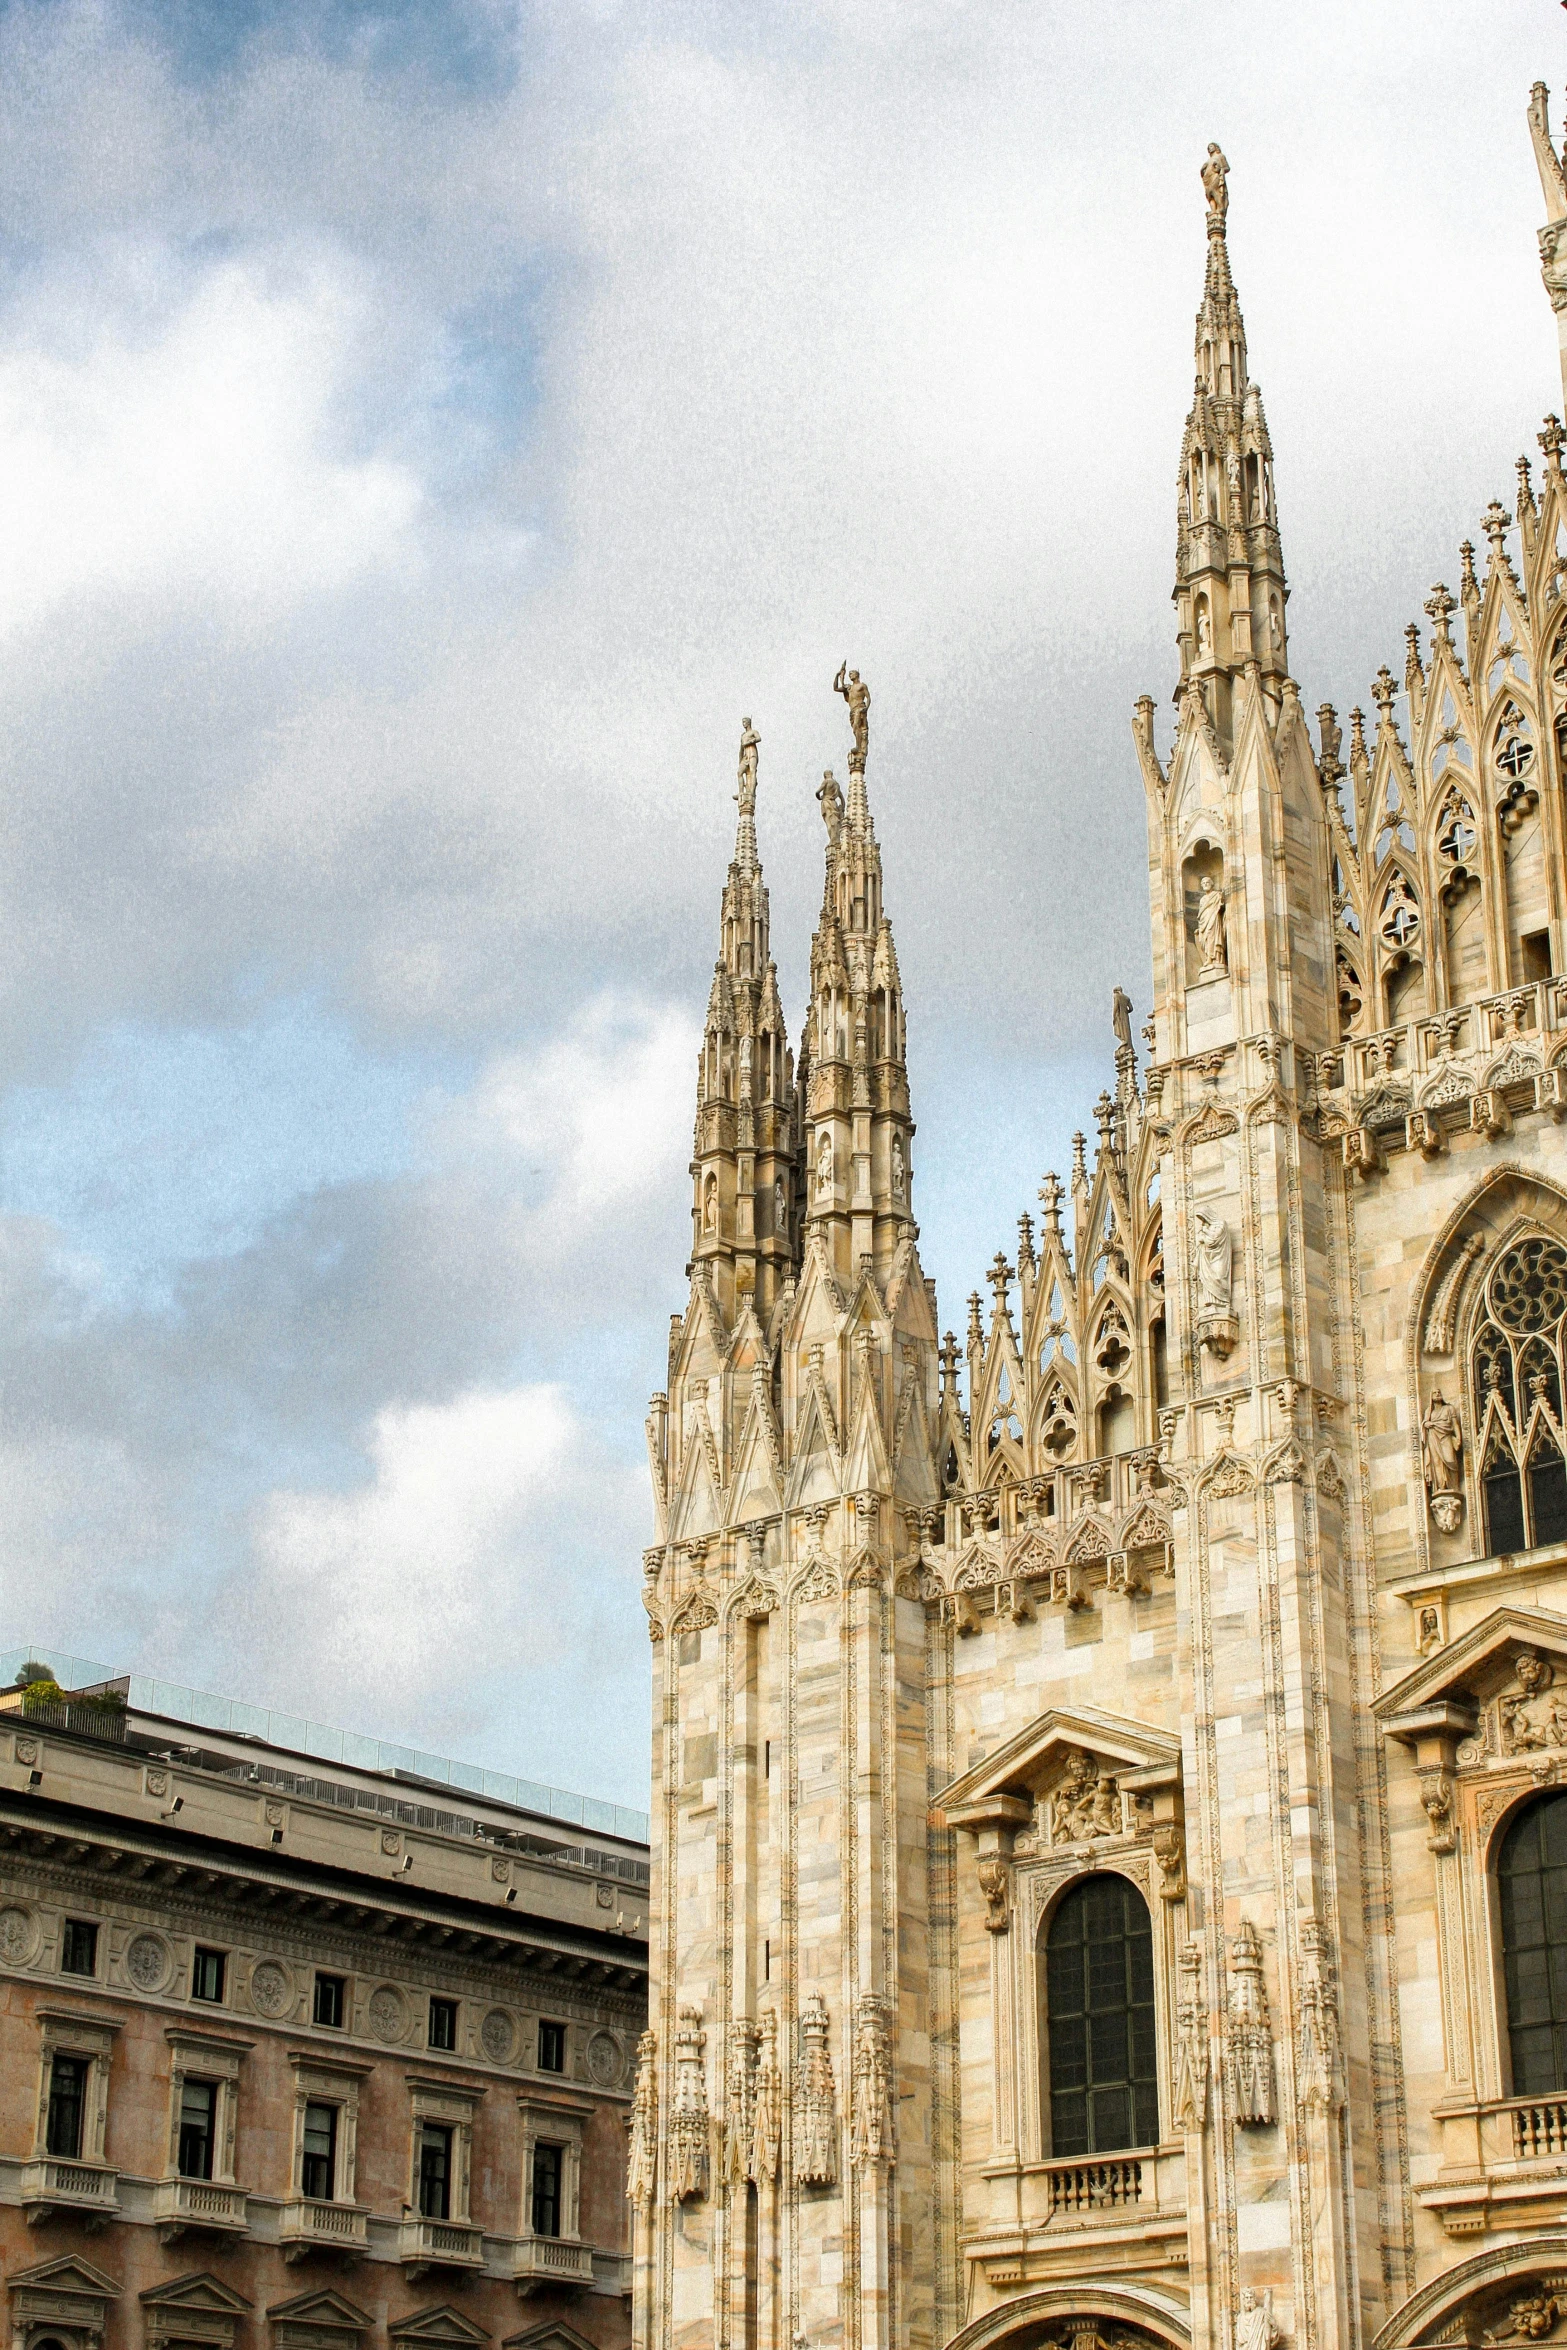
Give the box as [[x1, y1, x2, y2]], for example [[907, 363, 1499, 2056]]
[[938, 1704, 1182, 1829]]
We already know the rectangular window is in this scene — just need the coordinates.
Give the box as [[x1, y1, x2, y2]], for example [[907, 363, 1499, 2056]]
[[301, 2101, 337, 2200], [46, 2054, 87, 2159], [60, 1919, 98, 1977], [1524, 929, 1553, 982], [191, 1947, 226, 2004], [417, 2122, 452, 2219], [178, 2078, 216, 2180], [313, 1973, 346, 2029], [531, 2140, 562, 2237], [538, 2018, 566, 2074], [428, 1997, 457, 2052]]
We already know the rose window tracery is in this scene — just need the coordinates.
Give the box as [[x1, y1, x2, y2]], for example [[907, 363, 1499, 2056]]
[[1473, 1237, 1567, 1556]]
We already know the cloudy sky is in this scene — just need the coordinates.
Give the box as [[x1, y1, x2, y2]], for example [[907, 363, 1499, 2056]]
[[0, 0, 1555, 1808]]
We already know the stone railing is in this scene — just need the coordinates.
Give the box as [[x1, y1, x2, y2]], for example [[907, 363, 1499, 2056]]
[[153, 2176, 247, 2238], [397, 2215, 486, 2274], [1316, 978, 1564, 1101], [19, 2157, 119, 2224], [1041, 2154, 1144, 2220], [1513, 2098, 1567, 2160], [510, 2232, 595, 2288], [278, 2197, 371, 2258]]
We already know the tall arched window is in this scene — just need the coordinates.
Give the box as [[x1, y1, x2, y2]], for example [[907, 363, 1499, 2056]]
[[1041, 1875, 1158, 2156], [1472, 1237, 1567, 1556], [1499, 1792, 1567, 2094]]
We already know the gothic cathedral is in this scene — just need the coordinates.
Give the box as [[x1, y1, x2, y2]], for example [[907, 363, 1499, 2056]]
[[631, 92, 1567, 2350]]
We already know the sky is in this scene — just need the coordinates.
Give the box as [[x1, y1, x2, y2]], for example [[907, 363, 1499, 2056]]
[[0, 0, 1558, 1809]]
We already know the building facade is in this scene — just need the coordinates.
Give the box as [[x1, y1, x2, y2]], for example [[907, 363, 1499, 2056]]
[[634, 90, 1567, 2350], [0, 1659, 649, 2350]]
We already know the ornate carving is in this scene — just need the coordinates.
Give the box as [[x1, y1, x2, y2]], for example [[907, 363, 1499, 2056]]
[[1049, 1748, 1123, 1843], [480, 2007, 514, 2063], [1151, 1821, 1186, 1900], [249, 1959, 291, 2016], [668, 2007, 710, 2202], [795, 1558, 840, 1604], [1172, 1938, 1207, 2131], [976, 1855, 1010, 1931], [722, 2019, 760, 2187], [850, 1993, 893, 2168], [1420, 1770, 1456, 1855], [794, 1991, 839, 2187], [1297, 1918, 1343, 2113], [750, 2009, 781, 2184], [1224, 1918, 1275, 2126], [1206, 1452, 1255, 1501], [627, 2030, 658, 2209], [1500, 1648, 1567, 1753]]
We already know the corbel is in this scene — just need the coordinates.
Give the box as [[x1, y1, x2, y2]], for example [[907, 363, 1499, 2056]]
[[1342, 1126, 1382, 1180], [1471, 1089, 1512, 1140], [1406, 1108, 1446, 1159], [1536, 1065, 1567, 1121], [1122, 1761, 1185, 1898], [945, 1792, 1032, 1934]]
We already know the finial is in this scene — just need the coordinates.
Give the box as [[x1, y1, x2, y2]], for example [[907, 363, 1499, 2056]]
[[833, 663, 870, 772], [1370, 666, 1398, 721], [1483, 502, 1512, 562], [1540, 415, 1567, 474], [988, 1254, 1013, 1314], [1422, 585, 1455, 645], [1201, 143, 1230, 230], [1071, 1132, 1088, 1188], [1017, 1213, 1036, 1270], [1038, 1170, 1063, 1230], [1317, 702, 1343, 783], [966, 1292, 984, 1353], [1519, 452, 1539, 525], [734, 716, 760, 870], [938, 1331, 960, 1391], [1348, 707, 1368, 769], [1459, 542, 1480, 615], [1094, 1091, 1116, 1149]]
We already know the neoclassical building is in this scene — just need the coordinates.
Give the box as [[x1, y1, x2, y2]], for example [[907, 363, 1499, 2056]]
[[631, 87, 1567, 2350]]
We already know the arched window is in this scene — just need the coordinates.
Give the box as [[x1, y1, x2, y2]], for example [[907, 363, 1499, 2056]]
[[1499, 1792, 1567, 2094], [1040, 1875, 1158, 2156], [1472, 1237, 1567, 1556]]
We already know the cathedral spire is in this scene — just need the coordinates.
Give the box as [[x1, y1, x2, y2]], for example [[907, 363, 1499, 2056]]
[[689, 719, 796, 1323], [1528, 83, 1567, 412], [802, 668, 915, 1280], [1175, 145, 1289, 741]]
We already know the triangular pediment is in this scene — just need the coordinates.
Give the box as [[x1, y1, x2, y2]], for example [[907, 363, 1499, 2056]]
[[938, 1704, 1182, 1826], [266, 2291, 372, 2333], [1376, 1603, 1567, 1730], [390, 2309, 490, 2348], [141, 2276, 253, 2317], [6, 2256, 121, 2301], [503, 2326, 599, 2350]]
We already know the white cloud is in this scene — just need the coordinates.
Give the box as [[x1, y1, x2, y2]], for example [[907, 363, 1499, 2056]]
[[0, 250, 421, 638]]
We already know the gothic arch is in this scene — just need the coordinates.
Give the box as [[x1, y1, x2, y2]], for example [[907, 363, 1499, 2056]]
[[1410, 1166, 1567, 1369], [942, 2286, 1191, 2350], [1371, 2229, 1567, 2348]]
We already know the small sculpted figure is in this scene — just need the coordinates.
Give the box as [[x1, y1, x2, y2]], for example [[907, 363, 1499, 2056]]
[[1202, 142, 1230, 224], [834, 663, 870, 764], [1112, 986, 1134, 1052], [1196, 870, 1228, 972], [1194, 1212, 1233, 1318], [1421, 1392, 1463, 1496]]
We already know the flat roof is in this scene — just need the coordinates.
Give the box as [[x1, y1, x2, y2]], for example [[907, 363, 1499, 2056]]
[[1, 1643, 649, 1848]]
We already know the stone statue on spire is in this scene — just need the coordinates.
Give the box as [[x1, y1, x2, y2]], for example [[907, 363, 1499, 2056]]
[[834, 663, 870, 768], [737, 716, 759, 810], [1202, 143, 1229, 226], [1112, 987, 1134, 1053]]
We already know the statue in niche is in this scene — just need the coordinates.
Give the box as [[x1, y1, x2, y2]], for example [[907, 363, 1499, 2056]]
[[1202, 142, 1230, 224], [1196, 869, 1228, 972], [703, 1175, 719, 1234], [816, 1132, 834, 1199], [833, 663, 870, 765], [1195, 601, 1214, 657], [1422, 1391, 1464, 1533], [891, 1134, 906, 1201], [1235, 2289, 1278, 2350], [1194, 1213, 1233, 1318], [1112, 985, 1134, 1052], [773, 1176, 787, 1235]]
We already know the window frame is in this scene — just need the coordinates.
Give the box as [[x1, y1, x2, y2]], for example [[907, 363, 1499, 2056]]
[[301, 2100, 337, 2202], [60, 1919, 98, 1978], [286, 2055, 368, 2210], [427, 1996, 458, 2053], [531, 2139, 564, 2238], [405, 2076, 480, 2227], [191, 1947, 227, 2005], [164, 2027, 249, 2189], [1039, 1871, 1161, 2157], [537, 2018, 567, 2075], [312, 1972, 347, 2031], [32, 2008, 119, 2170], [515, 2094, 584, 2246]]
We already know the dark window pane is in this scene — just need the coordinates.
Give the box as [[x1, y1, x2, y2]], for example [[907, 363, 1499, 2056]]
[[538, 2019, 566, 2074], [1534, 1452, 1567, 1547], [302, 2101, 337, 2200], [178, 2080, 216, 2180], [418, 2124, 451, 2220], [428, 1998, 457, 2053], [313, 1975, 345, 2029], [1487, 1465, 1527, 1556], [46, 2055, 87, 2158], [191, 1948, 226, 2004], [1041, 1874, 1158, 2155], [1501, 1793, 1567, 2093], [532, 2141, 563, 2236], [61, 1921, 98, 1977]]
